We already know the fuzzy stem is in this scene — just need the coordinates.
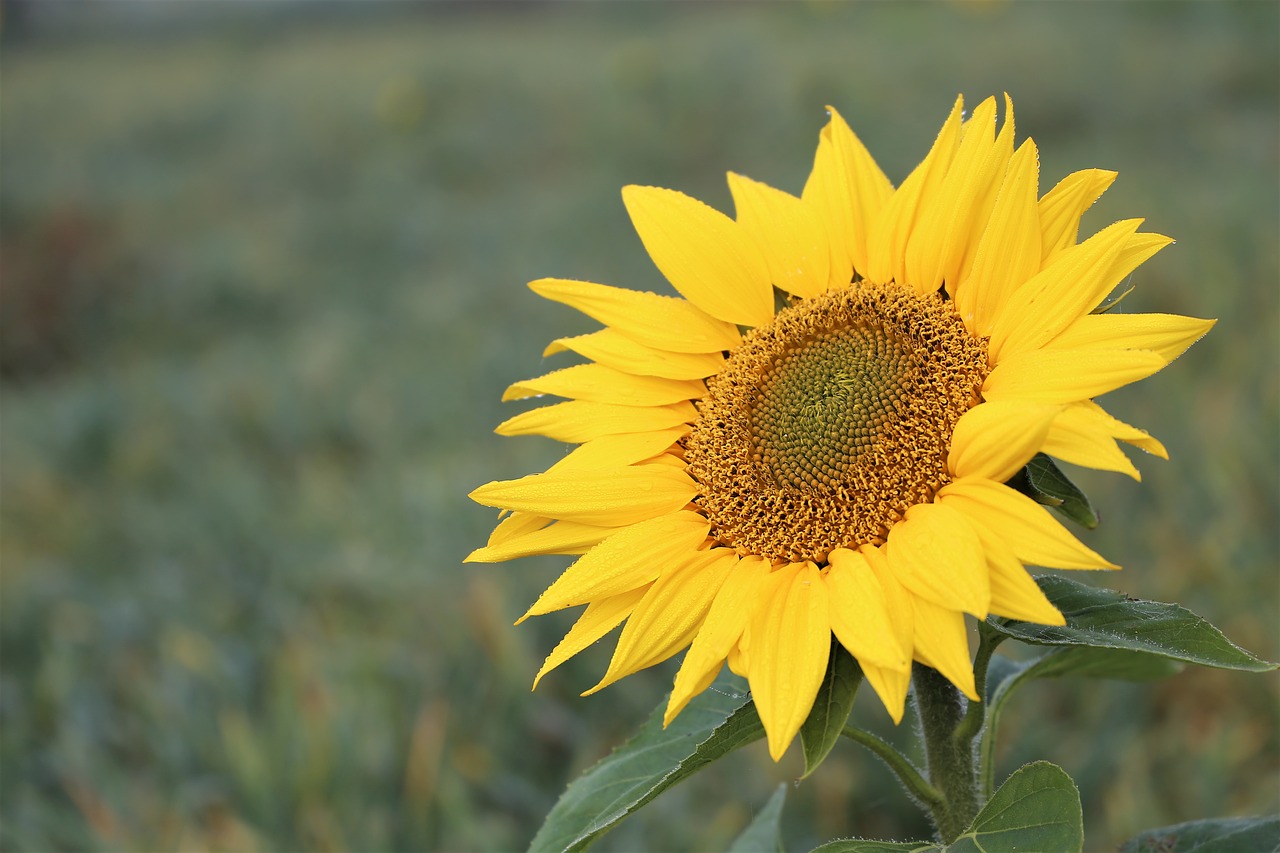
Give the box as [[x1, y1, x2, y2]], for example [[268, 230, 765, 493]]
[[840, 725, 944, 809], [913, 664, 981, 843]]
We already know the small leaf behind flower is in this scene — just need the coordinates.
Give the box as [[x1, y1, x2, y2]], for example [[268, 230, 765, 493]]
[[529, 669, 763, 853], [728, 784, 788, 853], [800, 641, 863, 778], [948, 761, 1083, 853], [1118, 815, 1280, 852], [810, 839, 939, 852], [990, 575, 1278, 672], [1007, 454, 1099, 529]]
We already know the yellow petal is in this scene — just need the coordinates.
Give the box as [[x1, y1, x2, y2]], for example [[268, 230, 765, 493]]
[[469, 465, 698, 527], [885, 503, 990, 618], [747, 562, 832, 761], [1037, 168, 1117, 262], [954, 138, 1041, 335], [826, 549, 909, 670], [820, 106, 894, 278], [947, 400, 1062, 482], [964, 519, 1066, 625], [1044, 314, 1216, 364], [466, 519, 614, 563], [937, 477, 1117, 570], [531, 585, 650, 689], [587, 548, 738, 694], [545, 329, 726, 379], [728, 172, 830, 299], [483, 511, 551, 548], [858, 662, 912, 724], [905, 96, 1013, 295], [495, 400, 695, 443], [547, 427, 689, 474], [504, 363, 705, 407], [518, 511, 711, 619], [1072, 400, 1168, 458], [1042, 404, 1143, 481], [982, 347, 1167, 404], [989, 219, 1163, 360], [859, 544, 914, 660], [665, 555, 771, 725], [530, 278, 741, 354], [910, 595, 978, 701], [865, 95, 964, 287], [622, 185, 774, 327]]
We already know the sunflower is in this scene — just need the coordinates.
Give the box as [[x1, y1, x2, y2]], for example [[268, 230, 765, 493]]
[[467, 95, 1213, 761]]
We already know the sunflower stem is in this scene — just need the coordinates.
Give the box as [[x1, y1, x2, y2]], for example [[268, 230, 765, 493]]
[[839, 724, 944, 809], [953, 622, 1004, 745], [913, 664, 981, 844]]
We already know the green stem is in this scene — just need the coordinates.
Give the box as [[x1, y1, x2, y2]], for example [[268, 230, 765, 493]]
[[840, 725, 944, 810], [913, 664, 981, 843], [953, 622, 1004, 745]]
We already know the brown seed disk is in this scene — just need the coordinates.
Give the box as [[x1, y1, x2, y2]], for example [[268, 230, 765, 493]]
[[684, 281, 988, 563]]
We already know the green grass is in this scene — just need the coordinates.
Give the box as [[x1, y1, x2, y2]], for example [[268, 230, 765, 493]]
[[1, 3, 1276, 850]]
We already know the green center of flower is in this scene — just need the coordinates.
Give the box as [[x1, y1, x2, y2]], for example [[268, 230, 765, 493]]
[[752, 323, 912, 491], [685, 281, 988, 563]]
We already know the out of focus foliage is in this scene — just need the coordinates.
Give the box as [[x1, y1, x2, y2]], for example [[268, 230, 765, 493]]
[[2, 3, 1276, 850]]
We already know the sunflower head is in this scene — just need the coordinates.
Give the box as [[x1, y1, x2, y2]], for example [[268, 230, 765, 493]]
[[469, 95, 1214, 761]]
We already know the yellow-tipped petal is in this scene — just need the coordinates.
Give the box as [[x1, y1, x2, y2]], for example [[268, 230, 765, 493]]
[[910, 596, 979, 700], [483, 511, 551, 548], [1044, 314, 1216, 364], [983, 347, 1167, 404], [728, 172, 830, 299], [820, 106, 894, 278], [859, 662, 911, 724], [885, 503, 990, 618], [586, 548, 738, 695], [469, 465, 698, 527], [530, 278, 741, 354], [947, 400, 1062, 483], [665, 555, 771, 725], [496, 400, 695, 443], [546, 428, 689, 474], [1072, 400, 1168, 458], [955, 138, 1041, 335], [938, 477, 1117, 570], [545, 329, 725, 379], [747, 562, 832, 761], [966, 520, 1066, 625], [826, 549, 909, 671], [503, 363, 705, 407], [905, 96, 1012, 295], [989, 219, 1162, 360], [1042, 404, 1144, 480], [518, 511, 711, 620], [467, 519, 614, 563], [622, 185, 774, 327], [865, 95, 964, 287], [531, 585, 650, 689], [1038, 168, 1117, 262]]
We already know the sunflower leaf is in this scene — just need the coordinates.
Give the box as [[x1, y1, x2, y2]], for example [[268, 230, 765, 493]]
[[947, 761, 1083, 853], [529, 669, 763, 853], [728, 784, 788, 853], [1117, 816, 1280, 852], [1007, 454, 1099, 529], [800, 641, 863, 778], [989, 575, 1277, 672], [809, 839, 938, 852]]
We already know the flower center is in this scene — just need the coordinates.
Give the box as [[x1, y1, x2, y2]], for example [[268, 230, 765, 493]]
[[685, 281, 988, 563]]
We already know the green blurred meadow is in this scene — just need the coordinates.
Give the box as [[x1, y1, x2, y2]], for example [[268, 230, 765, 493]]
[[1, 2, 1277, 850]]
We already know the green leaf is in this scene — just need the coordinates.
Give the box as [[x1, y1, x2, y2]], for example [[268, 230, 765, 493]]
[[800, 641, 863, 778], [1007, 454, 1099, 529], [948, 761, 1083, 853], [529, 669, 764, 853], [728, 784, 787, 853], [990, 575, 1278, 672], [810, 839, 939, 852], [1118, 815, 1280, 852]]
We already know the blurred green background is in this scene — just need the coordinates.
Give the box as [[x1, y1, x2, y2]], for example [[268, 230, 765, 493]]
[[2, 2, 1276, 850]]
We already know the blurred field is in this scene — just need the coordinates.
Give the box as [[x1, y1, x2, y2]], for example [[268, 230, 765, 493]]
[[1, 2, 1276, 851]]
